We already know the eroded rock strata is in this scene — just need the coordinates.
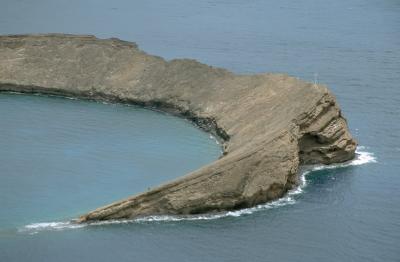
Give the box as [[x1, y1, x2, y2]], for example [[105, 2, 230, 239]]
[[0, 34, 357, 222]]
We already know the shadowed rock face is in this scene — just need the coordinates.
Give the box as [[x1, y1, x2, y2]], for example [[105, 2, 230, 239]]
[[0, 34, 357, 222]]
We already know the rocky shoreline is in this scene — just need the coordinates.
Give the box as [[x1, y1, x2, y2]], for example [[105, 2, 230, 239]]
[[0, 34, 357, 222]]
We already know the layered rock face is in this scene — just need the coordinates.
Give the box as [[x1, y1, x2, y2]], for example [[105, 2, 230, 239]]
[[0, 34, 357, 221]]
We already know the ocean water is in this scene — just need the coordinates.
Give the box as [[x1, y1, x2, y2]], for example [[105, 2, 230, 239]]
[[0, 0, 399, 261]]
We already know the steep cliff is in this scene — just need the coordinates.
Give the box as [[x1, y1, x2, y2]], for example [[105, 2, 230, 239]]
[[0, 34, 357, 221]]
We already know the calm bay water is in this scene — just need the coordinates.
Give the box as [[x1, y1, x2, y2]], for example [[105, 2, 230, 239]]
[[0, 93, 222, 229], [0, 0, 399, 261]]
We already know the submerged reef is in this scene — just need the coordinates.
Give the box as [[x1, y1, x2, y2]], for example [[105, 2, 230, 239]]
[[0, 34, 356, 222]]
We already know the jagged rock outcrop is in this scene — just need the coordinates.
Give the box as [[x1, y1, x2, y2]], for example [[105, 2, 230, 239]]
[[0, 34, 357, 221]]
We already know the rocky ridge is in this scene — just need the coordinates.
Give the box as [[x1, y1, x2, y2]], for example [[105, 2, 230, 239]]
[[0, 34, 357, 221]]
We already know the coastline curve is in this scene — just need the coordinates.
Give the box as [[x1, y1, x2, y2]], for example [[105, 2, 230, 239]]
[[0, 34, 357, 222]]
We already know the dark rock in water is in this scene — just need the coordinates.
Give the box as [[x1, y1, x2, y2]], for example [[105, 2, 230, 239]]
[[0, 34, 357, 222]]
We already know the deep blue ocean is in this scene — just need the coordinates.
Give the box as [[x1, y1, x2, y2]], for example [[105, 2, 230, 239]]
[[0, 0, 399, 261]]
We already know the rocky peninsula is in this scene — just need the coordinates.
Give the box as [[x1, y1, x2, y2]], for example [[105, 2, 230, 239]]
[[0, 34, 357, 222]]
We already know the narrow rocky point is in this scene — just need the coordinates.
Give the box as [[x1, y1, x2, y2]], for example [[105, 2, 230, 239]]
[[0, 34, 357, 222]]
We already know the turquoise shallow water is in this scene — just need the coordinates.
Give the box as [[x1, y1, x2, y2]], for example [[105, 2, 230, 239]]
[[0, 93, 222, 230], [1, 0, 400, 261]]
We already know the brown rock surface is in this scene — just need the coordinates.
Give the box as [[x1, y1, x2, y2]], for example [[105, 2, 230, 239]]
[[0, 34, 357, 222]]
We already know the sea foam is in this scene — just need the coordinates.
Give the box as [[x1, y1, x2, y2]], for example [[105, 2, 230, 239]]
[[20, 147, 376, 233]]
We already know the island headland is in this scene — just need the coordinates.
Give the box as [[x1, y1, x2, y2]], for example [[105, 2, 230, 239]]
[[0, 34, 357, 222]]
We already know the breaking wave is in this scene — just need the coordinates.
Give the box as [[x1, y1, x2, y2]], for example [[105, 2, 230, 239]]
[[20, 147, 376, 234]]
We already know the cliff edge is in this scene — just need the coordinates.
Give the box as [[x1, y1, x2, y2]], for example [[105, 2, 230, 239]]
[[0, 34, 357, 221]]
